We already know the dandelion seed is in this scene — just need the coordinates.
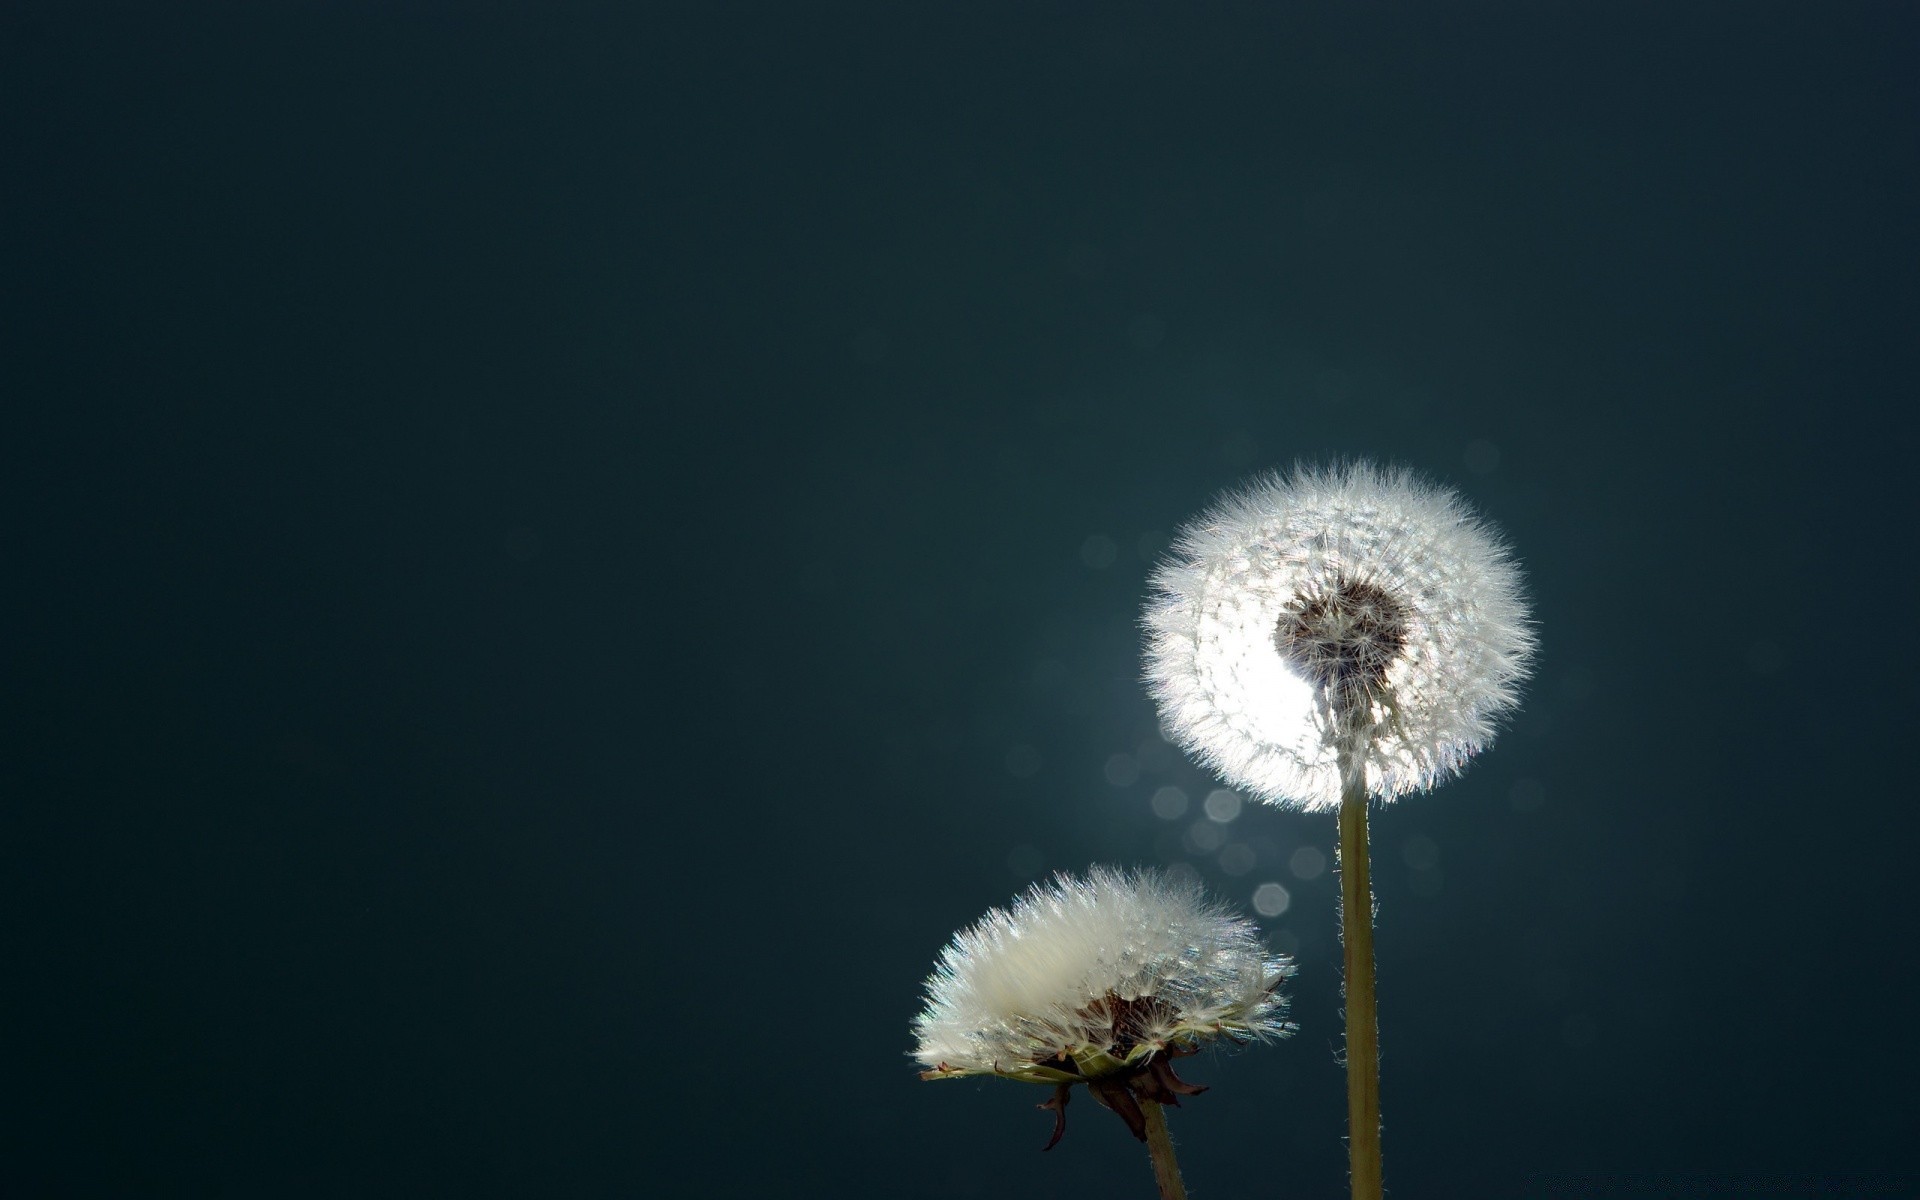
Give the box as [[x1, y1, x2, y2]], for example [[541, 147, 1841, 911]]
[[912, 866, 1293, 1161], [1143, 461, 1533, 810], [1141, 462, 1533, 1200]]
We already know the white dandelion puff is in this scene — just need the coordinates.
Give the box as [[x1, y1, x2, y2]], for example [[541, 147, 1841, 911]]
[[1143, 461, 1534, 810], [1143, 461, 1535, 1199], [913, 866, 1293, 1148]]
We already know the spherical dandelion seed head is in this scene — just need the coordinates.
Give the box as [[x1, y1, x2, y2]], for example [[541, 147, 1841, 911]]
[[912, 867, 1294, 1086], [1144, 461, 1534, 810]]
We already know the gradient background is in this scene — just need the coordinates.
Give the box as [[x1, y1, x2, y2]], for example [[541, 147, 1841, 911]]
[[6, 4, 1917, 1197]]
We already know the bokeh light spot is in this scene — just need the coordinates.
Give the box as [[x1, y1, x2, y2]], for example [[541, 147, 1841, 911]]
[[1203, 789, 1243, 823], [1150, 786, 1190, 820], [1134, 736, 1175, 774], [1219, 843, 1256, 876], [1288, 845, 1327, 880], [1135, 529, 1168, 564], [1186, 820, 1227, 853], [1252, 882, 1291, 917]]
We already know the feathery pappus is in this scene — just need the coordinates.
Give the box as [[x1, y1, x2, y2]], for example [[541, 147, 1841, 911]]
[[912, 867, 1293, 1148], [1143, 462, 1534, 810]]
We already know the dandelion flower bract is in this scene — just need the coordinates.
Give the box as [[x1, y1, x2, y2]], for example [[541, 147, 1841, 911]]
[[1144, 462, 1534, 809], [913, 867, 1293, 1146]]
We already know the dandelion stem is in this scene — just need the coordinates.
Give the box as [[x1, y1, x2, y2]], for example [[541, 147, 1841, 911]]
[[1138, 1098, 1189, 1200], [1337, 731, 1384, 1200]]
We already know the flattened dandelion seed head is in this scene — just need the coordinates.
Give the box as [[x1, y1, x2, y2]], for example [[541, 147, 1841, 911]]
[[911, 867, 1293, 1091], [1144, 461, 1534, 810]]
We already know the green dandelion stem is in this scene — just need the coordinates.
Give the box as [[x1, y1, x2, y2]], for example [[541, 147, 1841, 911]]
[[1139, 1098, 1189, 1200], [1338, 731, 1384, 1200]]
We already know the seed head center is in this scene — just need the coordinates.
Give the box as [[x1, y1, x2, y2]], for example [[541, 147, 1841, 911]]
[[1274, 577, 1410, 692]]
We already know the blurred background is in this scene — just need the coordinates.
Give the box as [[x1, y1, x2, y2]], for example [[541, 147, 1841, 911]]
[[5, 3, 1916, 1197]]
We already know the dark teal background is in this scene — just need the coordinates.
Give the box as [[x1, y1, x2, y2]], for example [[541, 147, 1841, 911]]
[[5, 4, 1916, 1197]]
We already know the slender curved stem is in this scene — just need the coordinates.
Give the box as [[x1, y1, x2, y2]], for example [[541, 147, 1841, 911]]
[[1337, 735, 1384, 1200], [1139, 1099, 1189, 1200]]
